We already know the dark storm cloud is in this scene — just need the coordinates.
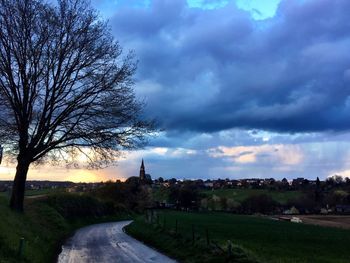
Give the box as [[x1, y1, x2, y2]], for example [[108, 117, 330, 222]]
[[110, 0, 350, 133]]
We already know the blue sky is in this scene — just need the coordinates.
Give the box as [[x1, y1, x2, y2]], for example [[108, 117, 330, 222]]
[[94, 0, 281, 19], [2, 0, 350, 182], [236, 0, 280, 19]]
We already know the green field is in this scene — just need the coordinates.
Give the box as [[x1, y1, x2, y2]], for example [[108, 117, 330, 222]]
[[24, 188, 66, 196], [126, 210, 350, 263], [0, 188, 66, 199], [152, 187, 304, 206], [202, 189, 303, 205]]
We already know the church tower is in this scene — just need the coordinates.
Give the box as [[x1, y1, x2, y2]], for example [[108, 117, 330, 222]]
[[139, 159, 146, 181]]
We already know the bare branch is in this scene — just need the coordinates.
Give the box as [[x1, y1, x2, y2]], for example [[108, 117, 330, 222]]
[[0, 0, 155, 167]]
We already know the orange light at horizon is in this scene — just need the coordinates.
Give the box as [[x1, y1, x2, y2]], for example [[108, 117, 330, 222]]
[[0, 165, 128, 183], [0, 166, 16, 179]]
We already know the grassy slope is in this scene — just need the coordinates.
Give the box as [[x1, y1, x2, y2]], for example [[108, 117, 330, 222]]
[[126, 211, 350, 263], [0, 188, 65, 199], [0, 195, 129, 263], [24, 188, 66, 196], [202, 189, 303, 205]]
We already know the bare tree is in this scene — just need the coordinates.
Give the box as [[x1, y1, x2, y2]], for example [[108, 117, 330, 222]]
[[0, 0, 154, 211]]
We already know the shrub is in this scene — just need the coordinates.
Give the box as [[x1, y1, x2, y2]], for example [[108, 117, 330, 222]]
[[240, 194, 278, 214], [46, 194, 115, 219]]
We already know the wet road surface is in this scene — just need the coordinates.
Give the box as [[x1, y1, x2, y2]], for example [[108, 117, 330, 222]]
[[57, 221, 176, 263]]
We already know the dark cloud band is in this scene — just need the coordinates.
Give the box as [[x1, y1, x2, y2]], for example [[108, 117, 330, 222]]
[[109, 0, 350, 133]]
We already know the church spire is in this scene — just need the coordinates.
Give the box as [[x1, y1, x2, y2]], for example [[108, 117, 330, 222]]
[[139, 159, 145, 180]]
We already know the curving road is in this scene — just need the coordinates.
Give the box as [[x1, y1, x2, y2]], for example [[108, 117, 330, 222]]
[[57, 221, 176, 263]]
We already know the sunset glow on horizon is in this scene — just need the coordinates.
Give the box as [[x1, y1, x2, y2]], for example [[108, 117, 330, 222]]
[[0, 163, 129, 183]]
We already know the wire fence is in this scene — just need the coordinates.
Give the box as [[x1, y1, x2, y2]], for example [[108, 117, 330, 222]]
[[144, 209, 236, 258]]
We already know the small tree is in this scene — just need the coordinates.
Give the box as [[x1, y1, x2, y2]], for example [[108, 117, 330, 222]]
[[241, 194, 278, 214], [0, 0, 154, 211]]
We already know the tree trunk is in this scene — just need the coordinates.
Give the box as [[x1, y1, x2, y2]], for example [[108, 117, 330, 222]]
[[10, 158, 30, 212]]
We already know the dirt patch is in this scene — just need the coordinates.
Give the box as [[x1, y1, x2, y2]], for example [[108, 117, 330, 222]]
[[298, 215, 350, 229]]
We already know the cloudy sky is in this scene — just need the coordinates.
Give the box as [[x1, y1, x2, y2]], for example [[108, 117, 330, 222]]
[[2, 0, 350, 182]]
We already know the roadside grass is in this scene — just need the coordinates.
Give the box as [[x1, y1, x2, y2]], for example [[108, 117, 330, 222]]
[[0, 194, 131, 263], [201, 189, 303, 205], [126, 210, 350, 263]]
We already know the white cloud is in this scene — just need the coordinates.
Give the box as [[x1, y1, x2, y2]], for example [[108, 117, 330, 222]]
[[328, 169, 350, 179], [208, 144, 304, 165]]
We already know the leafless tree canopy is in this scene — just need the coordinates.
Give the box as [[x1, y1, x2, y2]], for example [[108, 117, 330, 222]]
[[0, 0, 153, 168]]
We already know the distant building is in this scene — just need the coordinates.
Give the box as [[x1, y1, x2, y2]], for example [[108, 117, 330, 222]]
[[336, 205, 350, 214], [204, 181, 213, 188], [292, 178, 305, 187], [139, 159, 152, 183]]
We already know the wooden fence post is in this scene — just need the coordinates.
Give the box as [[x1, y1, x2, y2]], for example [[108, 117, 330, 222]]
[[18, 237, 25, 257], [206, 228, 209, 246], [192, 224, 195, 245], [227, 240, 233, 258], [147, 210, 151, 223]]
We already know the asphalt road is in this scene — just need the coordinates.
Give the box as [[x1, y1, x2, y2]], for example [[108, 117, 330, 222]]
[[57, 221, 176, 263]]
